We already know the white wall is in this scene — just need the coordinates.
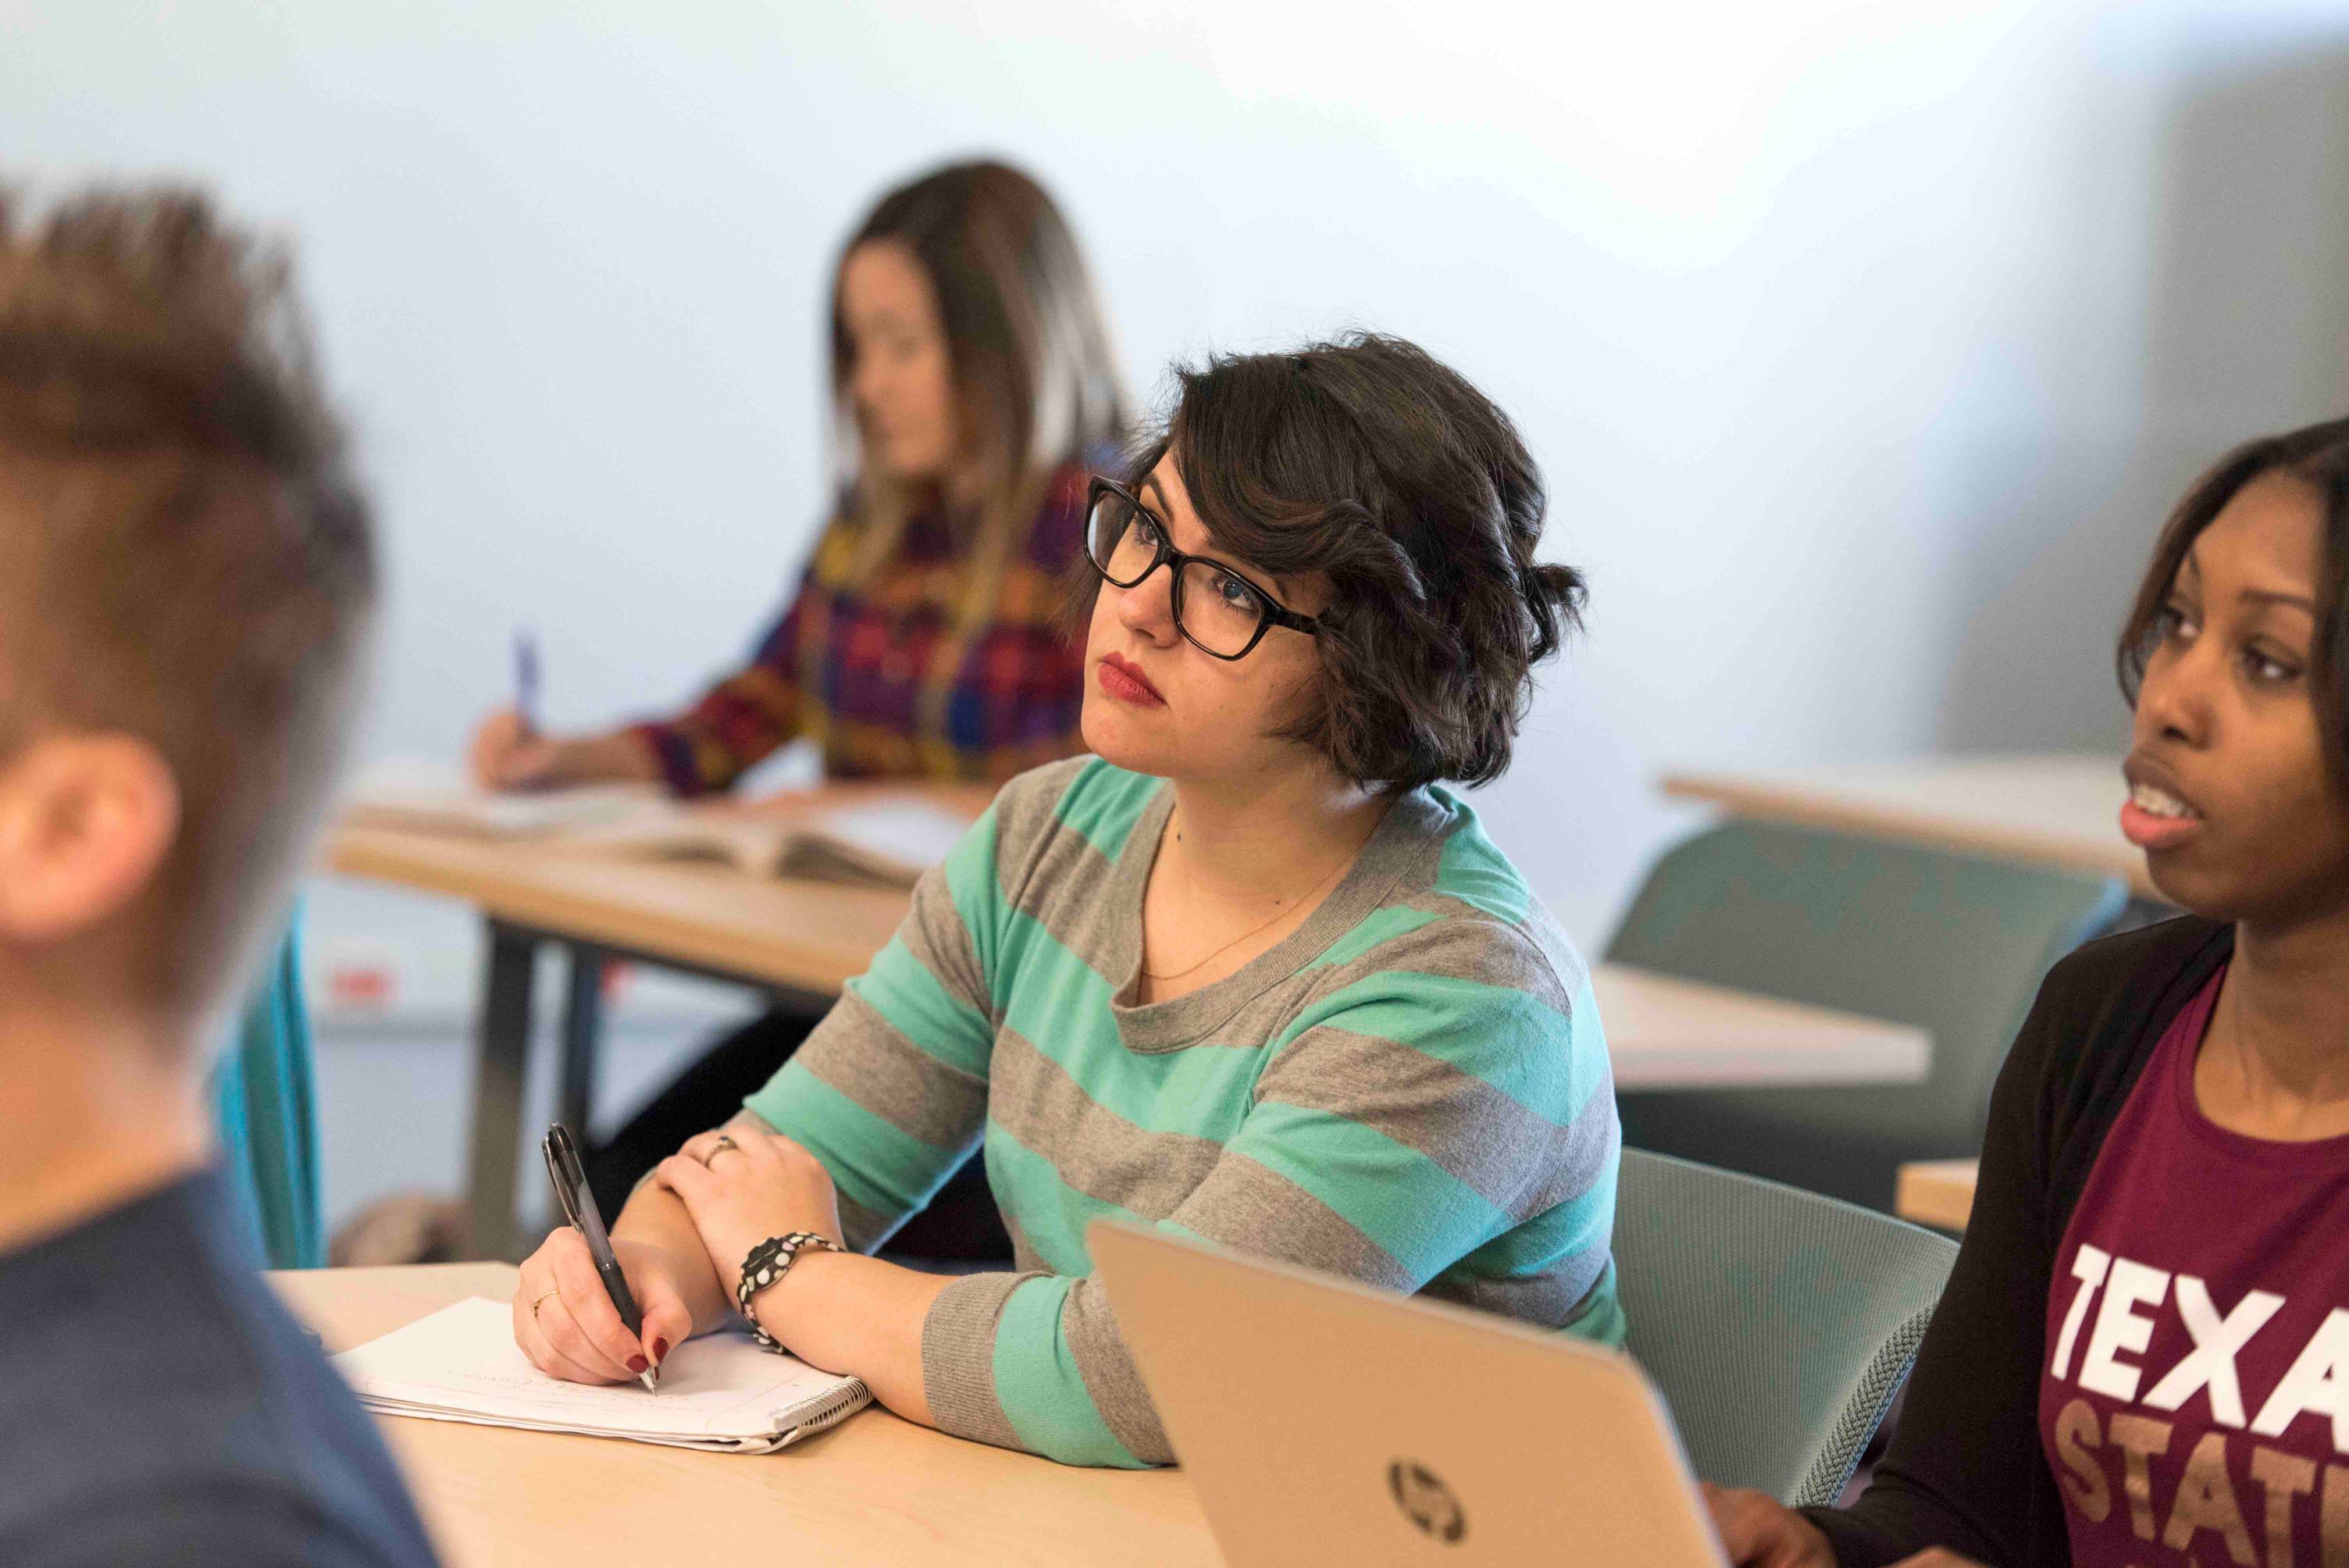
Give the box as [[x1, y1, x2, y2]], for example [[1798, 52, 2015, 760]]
[[9, 0, 2349, 973]]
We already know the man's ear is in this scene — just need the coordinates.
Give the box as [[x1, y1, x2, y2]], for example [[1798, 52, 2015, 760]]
[[0, 733, 180, 942]]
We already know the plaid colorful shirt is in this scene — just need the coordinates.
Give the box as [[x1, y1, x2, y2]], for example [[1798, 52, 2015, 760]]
[[634, 465, 1091, 795]]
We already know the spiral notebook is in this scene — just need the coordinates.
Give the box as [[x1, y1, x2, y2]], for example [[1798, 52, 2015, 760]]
[[333, 1296, 872, 1454]]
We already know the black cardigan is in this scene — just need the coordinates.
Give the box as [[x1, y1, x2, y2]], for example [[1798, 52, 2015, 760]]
[[1802, 914, 2237, 1566]]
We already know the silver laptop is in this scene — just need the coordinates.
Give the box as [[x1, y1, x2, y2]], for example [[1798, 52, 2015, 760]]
[[1091, 1221, 1727, 1566]]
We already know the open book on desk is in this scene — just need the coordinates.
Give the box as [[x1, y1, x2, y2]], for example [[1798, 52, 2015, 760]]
[[550, 796, 974, 891], [333, 1296, 871, 1454], [341, 760, 665, 839], [341, 761, 974, 890]]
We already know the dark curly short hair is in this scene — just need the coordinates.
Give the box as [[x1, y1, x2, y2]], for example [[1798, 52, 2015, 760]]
[[2118, 415, 2349, 785], [1087, 333, 1585, 792]]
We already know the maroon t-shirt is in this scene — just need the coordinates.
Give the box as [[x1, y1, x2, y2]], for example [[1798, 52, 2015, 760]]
[[2037, 966, 2349, 1566]]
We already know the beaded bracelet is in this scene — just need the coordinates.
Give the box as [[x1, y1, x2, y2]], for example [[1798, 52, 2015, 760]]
[[736, 1231, 839, 1351]]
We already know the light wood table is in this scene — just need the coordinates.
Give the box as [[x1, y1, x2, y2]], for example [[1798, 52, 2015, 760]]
[[1663, 753, 2158, 900], [327, 821, 1927, 1256], [1895, 1158, 1979, 1232], [273, 1263, 1217, 1566], [1588, 966, 1927, 1091], [329, 821, 915, 1258]]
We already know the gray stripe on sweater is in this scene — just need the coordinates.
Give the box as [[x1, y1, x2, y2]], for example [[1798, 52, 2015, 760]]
[[1421, 1249, 1613, 1327], [798, 989, 989, 1154], [1060, 1278, 1174, 1464], [895, 847, 997, 1027], [986, 1028, 1228, 1219], [1255, 1021, 1619, 1223], [1174, 1150, 1415, 1291], [920, 1271, 1034, 1452]]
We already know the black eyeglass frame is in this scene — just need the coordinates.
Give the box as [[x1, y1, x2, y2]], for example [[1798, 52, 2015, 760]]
[[1083, 475, 1322, 661]]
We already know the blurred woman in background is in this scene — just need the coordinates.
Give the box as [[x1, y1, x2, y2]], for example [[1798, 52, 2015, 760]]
[[465, 159, 1125, 1224]]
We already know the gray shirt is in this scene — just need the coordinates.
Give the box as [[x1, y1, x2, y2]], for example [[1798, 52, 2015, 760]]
[[0, 1169, 440, 1566]]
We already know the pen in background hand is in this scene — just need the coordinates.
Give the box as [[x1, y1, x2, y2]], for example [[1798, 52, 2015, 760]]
[[542, 1122, 658, 1394], [513, 629, 541, 738]]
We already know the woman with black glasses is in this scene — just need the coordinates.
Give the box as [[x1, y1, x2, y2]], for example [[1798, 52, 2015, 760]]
[[508, 333, 1621, 1468]]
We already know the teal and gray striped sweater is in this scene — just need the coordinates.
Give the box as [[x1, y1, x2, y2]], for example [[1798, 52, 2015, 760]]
[[743, 756, 1622, 1467]]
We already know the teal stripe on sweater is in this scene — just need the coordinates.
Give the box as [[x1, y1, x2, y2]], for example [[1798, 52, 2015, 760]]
[[1235, 1099, 1513, 1267], [1304, 903, 1448, 972], [982, 1118, 1149, 1276], [1564, 1260, 1627, 1345], [1277, 973, 1605, 1128], [1449, 1160, 1620, 1276], [1049, 757, 1159, 862], [744, 1060, 961, 1219], [1431, 814, 1533, 925], [992, 1276, 1146, 1468], [994, 905, 1121, 1019], [844, 937, 993, 1079], [1000, 1007, 1273, 1150], [942, 806, 1003, 990]]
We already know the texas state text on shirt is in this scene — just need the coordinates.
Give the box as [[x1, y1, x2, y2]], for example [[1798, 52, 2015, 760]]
[[2038, 968, 2349, 1567]]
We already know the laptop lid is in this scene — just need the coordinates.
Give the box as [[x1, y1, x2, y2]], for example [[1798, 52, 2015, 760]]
[[1091, 1221, 1727, 1567]]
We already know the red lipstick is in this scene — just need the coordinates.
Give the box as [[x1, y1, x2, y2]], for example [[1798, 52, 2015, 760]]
[[1097, 653, 1166, 707]]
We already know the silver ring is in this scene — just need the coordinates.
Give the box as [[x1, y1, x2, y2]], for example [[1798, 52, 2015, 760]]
[[704, 1134, 740, 1165]]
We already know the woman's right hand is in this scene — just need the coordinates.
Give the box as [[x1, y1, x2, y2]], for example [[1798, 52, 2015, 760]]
[[512, 1228, 699, 1385], [468, 707, 568, 791], [1705, 1485, 1836, 1567], [1705, 1485, 1987, 1568]]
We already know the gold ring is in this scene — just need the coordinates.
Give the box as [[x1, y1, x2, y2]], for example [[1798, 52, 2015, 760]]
[[531, 1288, 559, 1321], [704, 1134, 740, 1164]]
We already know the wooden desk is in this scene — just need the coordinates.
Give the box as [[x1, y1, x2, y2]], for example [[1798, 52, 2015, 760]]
[[1588, 966, 1927, 1091], [273, 1263, 1217, 1566], [1663, 754, 2158, 900], [329, 823, 914, 1258], [327, 823, 1927, 1256], [1895, 1158, 1979, 1232]]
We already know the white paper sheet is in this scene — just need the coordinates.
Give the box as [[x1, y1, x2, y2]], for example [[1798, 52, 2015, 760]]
[[333, 1297, 868, 1452]]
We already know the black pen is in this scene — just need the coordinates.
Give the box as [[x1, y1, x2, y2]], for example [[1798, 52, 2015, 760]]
[[542, 1122, 658, 1393]]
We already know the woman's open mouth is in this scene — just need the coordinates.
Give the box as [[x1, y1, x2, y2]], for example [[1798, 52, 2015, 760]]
[[2119, 768, 2204, 853]]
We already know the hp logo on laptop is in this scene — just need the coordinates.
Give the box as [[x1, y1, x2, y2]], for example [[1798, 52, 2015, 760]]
[[1386, 1459, 1466, 1544]]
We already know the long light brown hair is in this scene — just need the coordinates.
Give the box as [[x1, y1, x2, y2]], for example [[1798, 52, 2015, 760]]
[[830, 160, 1125, 647]]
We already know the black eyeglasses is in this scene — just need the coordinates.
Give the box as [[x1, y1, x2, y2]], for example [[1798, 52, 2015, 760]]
[[1083, 476, 1321, 661]]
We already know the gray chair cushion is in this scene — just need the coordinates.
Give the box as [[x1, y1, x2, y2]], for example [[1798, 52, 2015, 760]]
[[1615, 1149, 1959, 1506]]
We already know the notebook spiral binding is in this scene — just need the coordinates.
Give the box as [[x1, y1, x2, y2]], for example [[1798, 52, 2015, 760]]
[[786, 1377, 874, 1438]]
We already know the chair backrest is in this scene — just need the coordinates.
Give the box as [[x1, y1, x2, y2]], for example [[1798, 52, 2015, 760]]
[[212, 918, 324, 1270], [1615, 1149, 1959, 1506], [1606, 819, 2123, 1204]]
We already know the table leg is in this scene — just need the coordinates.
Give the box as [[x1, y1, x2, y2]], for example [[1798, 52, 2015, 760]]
[[555, 946, 606, 1141], [466, 921, 539, 1262]]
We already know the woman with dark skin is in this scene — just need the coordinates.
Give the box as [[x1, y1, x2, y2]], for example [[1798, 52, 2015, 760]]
[[1714, 421, 2349, 1566]]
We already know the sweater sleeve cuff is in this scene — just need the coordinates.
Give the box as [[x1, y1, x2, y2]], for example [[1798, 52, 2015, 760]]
[[919, 1270, 1044, 1452], [624, 720, 715, 798]]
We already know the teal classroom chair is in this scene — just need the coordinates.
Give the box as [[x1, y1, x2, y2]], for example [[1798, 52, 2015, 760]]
[[1616, 1149, 1959, 1506], [1609, 820, 2124, 1208], [212, 919, 324, 1270]]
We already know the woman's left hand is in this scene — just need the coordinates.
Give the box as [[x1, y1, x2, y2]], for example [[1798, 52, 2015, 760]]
[[655, 1126, 847, 1302]]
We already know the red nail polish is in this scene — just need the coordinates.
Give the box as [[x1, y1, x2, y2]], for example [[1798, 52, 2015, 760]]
[[626, 1354, 649, 1374], [651, 1338, 670, 1363]]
